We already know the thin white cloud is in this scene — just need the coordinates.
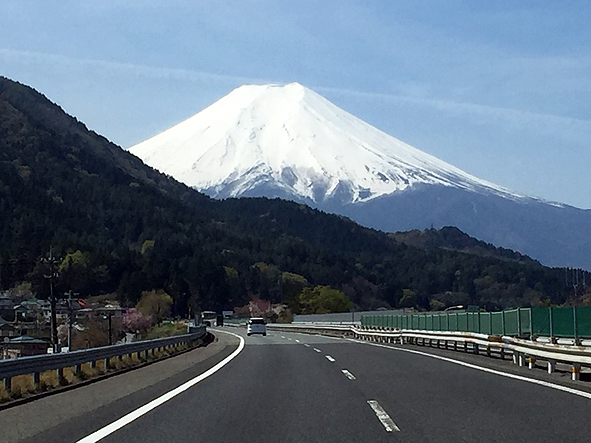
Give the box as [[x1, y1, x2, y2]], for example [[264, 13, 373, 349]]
[[3, 47, 589, 135], [314, 85, 591, 138], [3, 47, 589, 143], [0, 48, 269, 86]]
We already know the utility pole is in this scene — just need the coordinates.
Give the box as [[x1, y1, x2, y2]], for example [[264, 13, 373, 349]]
[[65, 290, 79, 351], [107, 313, 112, 345], [42, 249, 60, 353], [103, 311, 113, 345], [68, 291, 73, 351]]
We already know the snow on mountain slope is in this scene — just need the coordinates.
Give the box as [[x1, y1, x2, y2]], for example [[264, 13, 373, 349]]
[[129, 83, 521, 204]]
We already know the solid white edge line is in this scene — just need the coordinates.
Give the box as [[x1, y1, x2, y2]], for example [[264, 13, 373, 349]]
[[367, 400, 400, 432], [347, 338, 591, 400], [341, 369, 356, 380], [325, 355, 336, 362], [77, 330, 246, 443]]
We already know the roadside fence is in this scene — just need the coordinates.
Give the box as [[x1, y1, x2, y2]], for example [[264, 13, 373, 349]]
[[362, 306, 591, 342]]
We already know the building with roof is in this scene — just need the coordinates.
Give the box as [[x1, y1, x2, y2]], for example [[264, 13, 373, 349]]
[[0, 319, 16, 338], [2, 335, 48, 358]]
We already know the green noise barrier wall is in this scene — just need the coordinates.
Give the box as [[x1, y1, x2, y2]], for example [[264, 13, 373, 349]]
[[361, 306, 591, 340]]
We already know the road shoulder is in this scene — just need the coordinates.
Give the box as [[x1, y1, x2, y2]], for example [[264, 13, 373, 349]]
[[0, 331, 238, 443]]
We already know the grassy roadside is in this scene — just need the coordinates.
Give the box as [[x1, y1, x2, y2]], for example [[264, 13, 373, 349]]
[[141, 321, 188, 340]]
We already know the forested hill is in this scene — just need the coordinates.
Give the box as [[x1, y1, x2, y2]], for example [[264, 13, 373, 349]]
[[391, 227, 539, 264], [0, 77, 584, 313]]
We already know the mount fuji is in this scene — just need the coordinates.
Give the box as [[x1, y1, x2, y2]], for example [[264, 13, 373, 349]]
[[130, 83, 591, 270]]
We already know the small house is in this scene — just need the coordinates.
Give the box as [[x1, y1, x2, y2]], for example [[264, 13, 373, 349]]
[[3, 335, 48, 358]]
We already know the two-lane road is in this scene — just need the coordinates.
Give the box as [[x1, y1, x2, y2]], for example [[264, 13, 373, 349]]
[[7, 327, 591, 442]]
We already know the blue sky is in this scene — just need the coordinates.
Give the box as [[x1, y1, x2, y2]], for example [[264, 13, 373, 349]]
[[1, 1, 590, 208]]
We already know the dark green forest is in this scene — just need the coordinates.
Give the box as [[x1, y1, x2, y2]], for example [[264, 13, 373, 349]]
[[0, 76, 587, 316]]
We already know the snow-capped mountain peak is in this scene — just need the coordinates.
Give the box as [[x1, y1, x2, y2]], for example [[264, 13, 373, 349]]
[[130, 83, 518, 204]]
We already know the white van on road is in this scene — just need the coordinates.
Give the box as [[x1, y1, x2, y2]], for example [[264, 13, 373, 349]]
[[247, 318, 267, 336]]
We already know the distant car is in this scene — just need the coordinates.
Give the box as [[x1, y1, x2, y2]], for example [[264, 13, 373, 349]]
[[247, 317, 267, 336]]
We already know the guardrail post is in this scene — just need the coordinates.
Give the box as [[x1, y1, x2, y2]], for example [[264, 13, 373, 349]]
[[572, 363, 581, 381], [34, 372, 40, 385], [104, 357, 110, 370], [527, 357, 535, 369], [517, 308, 522, 337], [518, 353, 525, 367], [547, 359, 556, 374], [3, 376, 11, 392], [75, 364, 82, 374], [57, 367, 64, 381], [91, 360, 97, 369]]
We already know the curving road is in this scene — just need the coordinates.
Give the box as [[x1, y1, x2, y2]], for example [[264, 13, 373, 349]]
[[4, 327, 591, 442]]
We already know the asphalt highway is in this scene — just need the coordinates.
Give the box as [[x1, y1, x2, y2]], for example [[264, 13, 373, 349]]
[[6, 327, 591, 442]]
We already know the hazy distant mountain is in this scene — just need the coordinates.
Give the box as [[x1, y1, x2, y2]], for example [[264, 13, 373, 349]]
[[130, 83, 591, 270]]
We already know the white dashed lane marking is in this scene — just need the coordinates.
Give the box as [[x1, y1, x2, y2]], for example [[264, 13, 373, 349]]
[[367, 400, 400, 432], [341, 369, 356, 380], [325, 355, 335, 362], [313, 348, 322, 353]]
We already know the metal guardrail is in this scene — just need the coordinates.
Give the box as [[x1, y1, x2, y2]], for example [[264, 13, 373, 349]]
[[270, 323, 591, 381], [0, 326, 206, 391]]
